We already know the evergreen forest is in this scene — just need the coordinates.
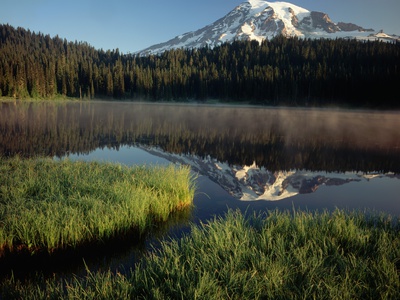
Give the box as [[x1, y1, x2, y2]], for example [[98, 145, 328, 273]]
[[1, 24, 399, 107]]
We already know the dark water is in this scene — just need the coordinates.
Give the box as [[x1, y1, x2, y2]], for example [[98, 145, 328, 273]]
[[1, 100, 400, 278]]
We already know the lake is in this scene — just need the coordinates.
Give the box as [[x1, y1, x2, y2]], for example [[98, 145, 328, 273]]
[[1, 100, 399, 277]]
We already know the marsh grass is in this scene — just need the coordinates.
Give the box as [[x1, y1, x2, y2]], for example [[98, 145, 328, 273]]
[[2, 209, 399, 299], [0, 157, 195, 256], [127, 209, 400, 299]]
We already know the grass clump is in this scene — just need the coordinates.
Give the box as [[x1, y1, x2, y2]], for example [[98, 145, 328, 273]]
[[2, 209, 399, 299], [127, 209, 400, 299], [0, 157, 195, 255]]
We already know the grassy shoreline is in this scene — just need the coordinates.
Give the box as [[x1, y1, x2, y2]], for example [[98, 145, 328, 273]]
[[1, 209, 399, 299], [0, 157, 196, 256]]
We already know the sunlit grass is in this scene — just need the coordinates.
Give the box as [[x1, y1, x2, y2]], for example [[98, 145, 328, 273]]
[[0, 157, 195, 255], [2, 209, 399, 299], [126, 209, 400, 299]]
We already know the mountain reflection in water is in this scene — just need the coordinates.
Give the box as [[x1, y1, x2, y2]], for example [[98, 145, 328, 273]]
[[138, 146, 400, 201]]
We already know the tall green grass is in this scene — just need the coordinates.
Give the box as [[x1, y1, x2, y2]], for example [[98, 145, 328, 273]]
[[0, 157, 195, 255], [127, 209, 400, 299], [1, 209, 399, 299]]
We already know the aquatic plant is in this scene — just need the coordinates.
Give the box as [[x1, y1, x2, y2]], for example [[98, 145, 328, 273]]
[[1, 209, 399, 299], [0, 157, 195, 255], [126, 209, 400, 299]]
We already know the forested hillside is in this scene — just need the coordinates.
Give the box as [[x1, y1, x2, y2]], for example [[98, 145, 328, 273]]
[[1, 24, 399, 107]]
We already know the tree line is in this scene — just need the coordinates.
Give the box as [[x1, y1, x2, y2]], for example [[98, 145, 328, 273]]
[[1, 24, 399, 107]]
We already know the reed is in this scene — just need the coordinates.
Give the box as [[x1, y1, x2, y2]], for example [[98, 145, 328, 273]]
[[0, 157, 195, 255], [1, 209, 399, 299]]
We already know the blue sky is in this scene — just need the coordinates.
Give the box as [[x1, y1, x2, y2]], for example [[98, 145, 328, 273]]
[[1, 0, 399, 53]]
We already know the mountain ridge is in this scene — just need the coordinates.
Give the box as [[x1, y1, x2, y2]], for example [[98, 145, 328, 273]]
[[138, 0, 398, 56]]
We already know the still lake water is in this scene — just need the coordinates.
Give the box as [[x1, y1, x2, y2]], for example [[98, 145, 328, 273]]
[[1, 100, 400, 276]]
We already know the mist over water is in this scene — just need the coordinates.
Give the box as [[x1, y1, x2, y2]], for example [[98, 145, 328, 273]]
[[1, 101, 399, 169]]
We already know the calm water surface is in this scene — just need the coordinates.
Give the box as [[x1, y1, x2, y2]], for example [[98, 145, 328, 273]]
[[1, 100, 399, 277]]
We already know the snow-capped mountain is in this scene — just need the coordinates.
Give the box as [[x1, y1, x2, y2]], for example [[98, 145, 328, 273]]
[[138, 0, 398, 56]]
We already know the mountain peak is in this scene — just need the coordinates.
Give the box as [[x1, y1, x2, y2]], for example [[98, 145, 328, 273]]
[[138, 1, 397, 56], [248, 0, 306, 11]]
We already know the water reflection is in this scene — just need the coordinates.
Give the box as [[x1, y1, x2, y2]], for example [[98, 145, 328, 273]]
[[1, 100, 399, 210], [0, 204, 192, 280], [1, 101, 400, 173], [68, 145, 400, 216], [141, 146, 400, 201], [1, 101, 399, 277]]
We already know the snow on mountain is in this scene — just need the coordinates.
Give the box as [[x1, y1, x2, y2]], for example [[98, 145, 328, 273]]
[[138, 0, 398, 56]]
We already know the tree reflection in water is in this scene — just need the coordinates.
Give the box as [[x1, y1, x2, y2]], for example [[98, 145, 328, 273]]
[[1, 101, 400, 173]]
